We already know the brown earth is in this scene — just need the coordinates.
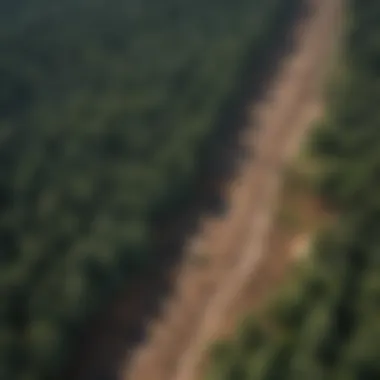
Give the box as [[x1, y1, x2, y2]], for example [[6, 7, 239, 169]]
[[120, 1, 344, 380]]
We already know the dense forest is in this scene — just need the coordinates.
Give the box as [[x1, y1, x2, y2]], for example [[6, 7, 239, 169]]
[[0, 1, 301, 379], [206, 1, 380, 379]]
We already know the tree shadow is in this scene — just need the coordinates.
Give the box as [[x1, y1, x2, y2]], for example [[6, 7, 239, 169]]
[[64, 2, 313, 380]]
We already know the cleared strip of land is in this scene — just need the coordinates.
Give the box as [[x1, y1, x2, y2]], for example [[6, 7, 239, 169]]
[[123, 1, 342, 379]]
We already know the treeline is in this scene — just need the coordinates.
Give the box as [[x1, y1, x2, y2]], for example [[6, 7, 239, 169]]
[[206, 1, 380, 379], [0, 1, 301, 379]]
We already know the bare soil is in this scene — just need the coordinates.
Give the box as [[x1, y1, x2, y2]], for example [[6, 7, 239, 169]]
[[121, 1, 343, 380]]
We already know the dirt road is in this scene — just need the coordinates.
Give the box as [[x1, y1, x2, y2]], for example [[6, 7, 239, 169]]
[[122, 1, 343, 379]]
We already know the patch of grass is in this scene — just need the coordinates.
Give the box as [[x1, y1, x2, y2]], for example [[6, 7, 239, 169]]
[[189, 251, 210, 268], [277, 148, 324, 232], [277, 205, 301, 230]]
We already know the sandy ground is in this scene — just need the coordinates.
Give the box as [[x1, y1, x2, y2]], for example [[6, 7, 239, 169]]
[[121, 1, 343, 379]]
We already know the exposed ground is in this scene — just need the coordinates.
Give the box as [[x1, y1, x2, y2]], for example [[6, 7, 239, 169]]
[[120, 1, 343, 380]]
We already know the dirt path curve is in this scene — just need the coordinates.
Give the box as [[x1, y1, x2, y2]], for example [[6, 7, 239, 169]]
[[122, 1, 342, 379]]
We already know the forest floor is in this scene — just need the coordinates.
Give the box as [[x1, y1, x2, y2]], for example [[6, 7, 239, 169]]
[[121, 1, 343, 380]]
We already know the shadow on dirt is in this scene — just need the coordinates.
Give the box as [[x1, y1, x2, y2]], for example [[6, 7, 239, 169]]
[[64, 2, 312, 380]]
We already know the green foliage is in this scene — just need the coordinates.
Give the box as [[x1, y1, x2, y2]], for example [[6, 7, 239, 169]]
[[207, 1, 380, 379], [0, 0, 301, 379]]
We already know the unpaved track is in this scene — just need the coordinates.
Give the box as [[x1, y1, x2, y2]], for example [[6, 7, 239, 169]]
[[122, 1, 342, 379]]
